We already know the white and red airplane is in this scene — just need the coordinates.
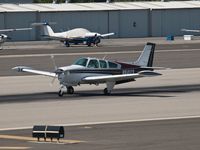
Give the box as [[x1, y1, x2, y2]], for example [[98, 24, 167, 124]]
[[32, 22, 114, 47], [13, 42, 162, 96]]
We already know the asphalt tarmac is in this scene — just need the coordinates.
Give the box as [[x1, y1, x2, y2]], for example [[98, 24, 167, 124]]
[[0, 118, 200, 150], [0, 38, 200, 150], [0, 37, 200, 76]]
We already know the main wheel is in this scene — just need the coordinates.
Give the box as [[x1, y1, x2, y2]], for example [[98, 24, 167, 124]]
[[94, 37, 101, 45], [87, 42, 91, 47], [103, 88, 111, 95], [58, 90, 64, 97], [64, 41, 70, 47], [67, 86, 74, 94]]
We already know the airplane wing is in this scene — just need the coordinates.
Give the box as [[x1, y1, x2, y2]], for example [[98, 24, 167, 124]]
[[181, 28, 200, 33], [101, 32, 115, 38], [12, 66, 57, 77], [0, 28, 32, 32], [82, 71, 161, 82]]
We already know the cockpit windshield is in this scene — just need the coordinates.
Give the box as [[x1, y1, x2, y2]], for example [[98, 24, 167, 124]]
[[73, 58, 88, 67]]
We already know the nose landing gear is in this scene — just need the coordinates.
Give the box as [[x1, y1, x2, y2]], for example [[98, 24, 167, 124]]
[[58, 86, 74, 97]]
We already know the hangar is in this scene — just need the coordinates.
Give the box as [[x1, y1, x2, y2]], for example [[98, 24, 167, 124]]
[[0, 0, 32, 3], [0, 1, 200, 41]]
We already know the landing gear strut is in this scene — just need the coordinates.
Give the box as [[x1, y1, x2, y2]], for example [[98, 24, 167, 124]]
[[58, 86, 74, 97], [58, 90, 64, 97], [103, 88, 111, 95]]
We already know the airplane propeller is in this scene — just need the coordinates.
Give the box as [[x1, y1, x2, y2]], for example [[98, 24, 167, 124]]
[[49, 55, 65, 86], [51, 55, 58, 70], [50, 55, 58, 86]]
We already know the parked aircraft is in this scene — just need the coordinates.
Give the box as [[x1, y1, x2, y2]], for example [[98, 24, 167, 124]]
[[32, 22, 114, 47], [13, 42, 162, 96], [0, 28, 32, 49]]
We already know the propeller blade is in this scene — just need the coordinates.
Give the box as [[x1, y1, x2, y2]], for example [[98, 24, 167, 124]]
[[50, 77, 56, 86], [50, 55, 58, 70]]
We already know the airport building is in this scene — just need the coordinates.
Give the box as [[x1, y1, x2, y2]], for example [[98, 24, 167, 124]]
[[1, 1, 200, 41]]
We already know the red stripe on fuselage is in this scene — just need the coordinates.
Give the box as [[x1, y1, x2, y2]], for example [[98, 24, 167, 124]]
[[115, 61, 140, 69]]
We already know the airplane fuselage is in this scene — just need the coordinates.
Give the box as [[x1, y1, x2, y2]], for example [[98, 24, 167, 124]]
[[57, 57, 143, 87], [53, 28, 101, 46]]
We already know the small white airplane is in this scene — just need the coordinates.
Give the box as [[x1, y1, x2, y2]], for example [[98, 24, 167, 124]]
[[12, 42, 162, 96], [32, 22, 114, 47], [0, 28, 32, 49]]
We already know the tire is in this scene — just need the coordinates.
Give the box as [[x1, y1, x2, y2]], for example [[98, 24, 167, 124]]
[[67, 86, 74, 94], [64, 41, 70, 47], [103, 88, 111, 95], [58, 90, 64, 97], [87, 42, 91, 47], [94, 37, 101, 45]]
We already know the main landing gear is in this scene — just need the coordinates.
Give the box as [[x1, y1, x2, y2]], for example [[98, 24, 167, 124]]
[[64, 41, 70, 47], [103, 82, 115, 95], [103, 88, 111, 95], [58, 86, 74, 97]]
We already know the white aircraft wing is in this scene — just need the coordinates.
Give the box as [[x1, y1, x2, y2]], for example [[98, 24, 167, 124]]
[[12, 66, 57, 77], [0, 28, 32, 32], [181, 28, 200, 33], [101, 32, 115, 37], [83, 71, 161, 82]]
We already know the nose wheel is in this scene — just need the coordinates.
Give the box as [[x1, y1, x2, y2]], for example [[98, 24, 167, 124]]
[[67, 86, 74, 94], [58, 90, 64, 97], [58, 86, 74, 97]]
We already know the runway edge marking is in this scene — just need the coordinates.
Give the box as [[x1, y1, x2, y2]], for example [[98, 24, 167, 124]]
[[0, 48, 200, 58]]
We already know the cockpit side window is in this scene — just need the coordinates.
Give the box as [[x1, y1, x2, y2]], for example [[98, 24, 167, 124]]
[[87, 59, 99, 68], [99, 60, 107, 68], [108, 61, 118, 68], [73, 58, 88, 67]]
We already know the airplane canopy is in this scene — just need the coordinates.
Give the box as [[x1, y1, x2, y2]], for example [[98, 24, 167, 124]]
[[73, 57, 121, 69]]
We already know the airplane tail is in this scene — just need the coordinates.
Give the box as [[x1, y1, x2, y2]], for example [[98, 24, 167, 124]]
[[43, 25, 55, 36], [31, 22, 55, 36], [134, 42, 155, 67]]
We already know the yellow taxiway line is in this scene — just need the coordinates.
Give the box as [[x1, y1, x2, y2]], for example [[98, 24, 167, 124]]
[[0, 134, 84, 144]]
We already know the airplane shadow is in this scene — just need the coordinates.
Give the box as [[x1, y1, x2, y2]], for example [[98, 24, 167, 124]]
[[0, 84, 200, 104], [76, 84, 200, 98]]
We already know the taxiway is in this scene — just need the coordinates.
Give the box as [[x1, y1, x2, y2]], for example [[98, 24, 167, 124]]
[[0, 38, 200, 150]]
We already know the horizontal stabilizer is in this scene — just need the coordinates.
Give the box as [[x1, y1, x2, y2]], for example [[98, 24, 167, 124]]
[[31, 22, 57, 26], [140, 67, 169, 70], [0, 28, 32, 32], [138, 71, 162, 77]]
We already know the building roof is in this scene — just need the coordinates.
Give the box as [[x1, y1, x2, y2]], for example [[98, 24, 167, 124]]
[[1, 1, 200, 12]]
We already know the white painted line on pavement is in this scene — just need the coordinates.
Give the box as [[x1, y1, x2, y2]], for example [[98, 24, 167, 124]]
[[0, 115, 200, 131], [0, 48, 200, 58]]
